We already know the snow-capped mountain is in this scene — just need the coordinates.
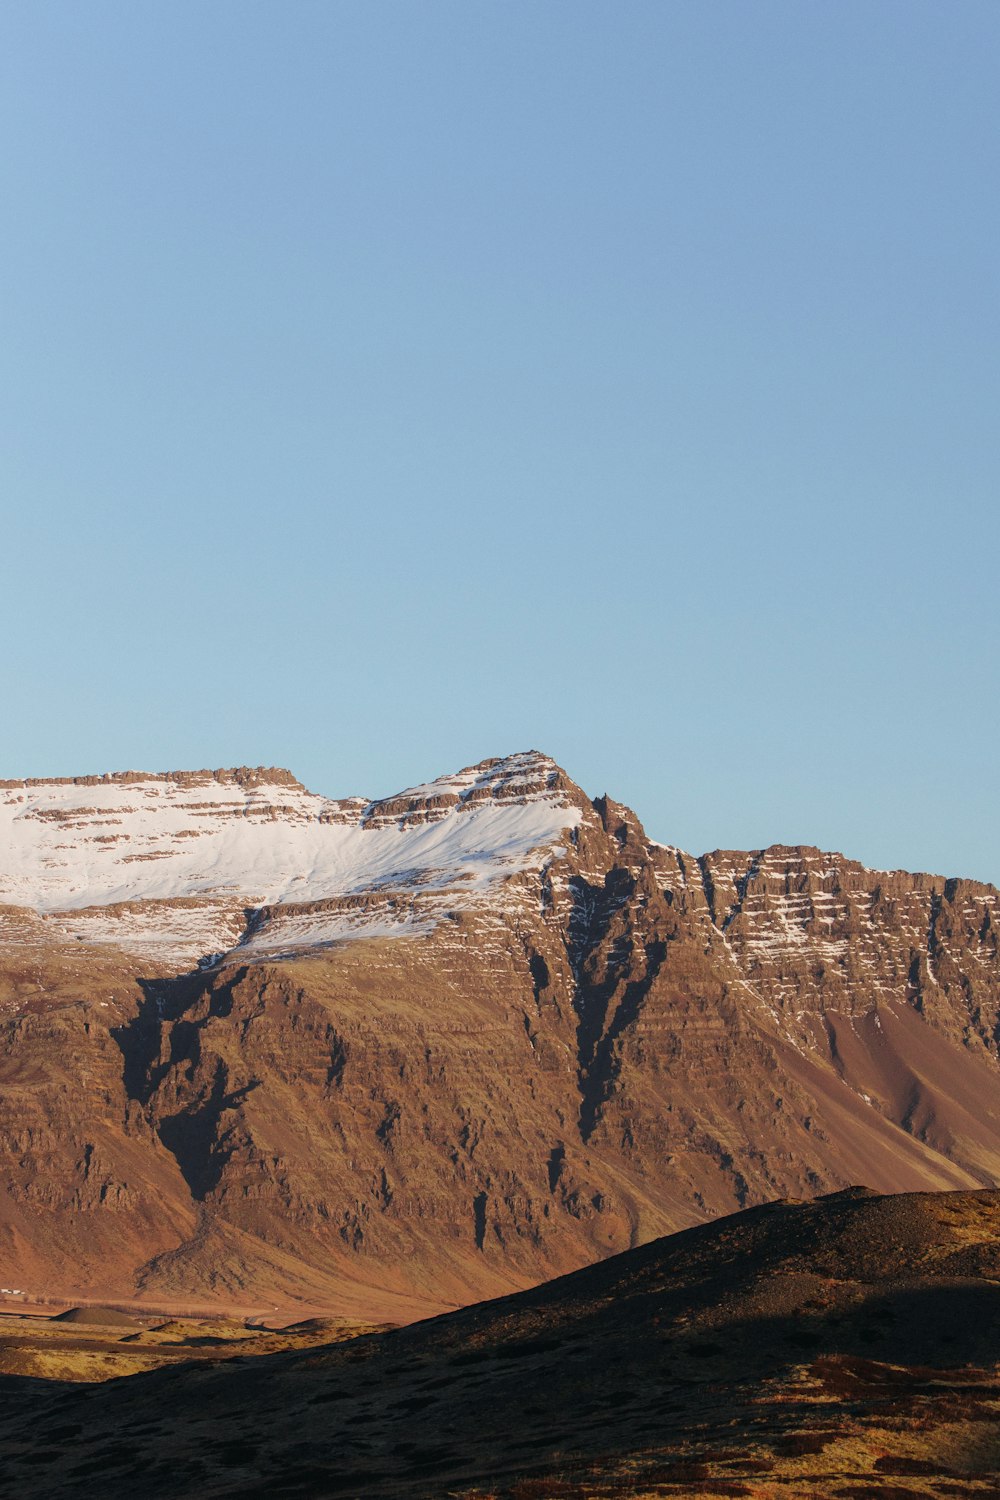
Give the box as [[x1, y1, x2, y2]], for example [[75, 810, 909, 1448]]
[[0, 749, 998, 1322]]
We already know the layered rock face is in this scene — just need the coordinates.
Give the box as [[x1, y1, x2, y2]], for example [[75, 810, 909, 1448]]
[[0, 752, 998, 1319]]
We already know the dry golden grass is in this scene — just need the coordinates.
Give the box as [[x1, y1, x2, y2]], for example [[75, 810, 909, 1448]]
[[0, 1307, 386, 1383]]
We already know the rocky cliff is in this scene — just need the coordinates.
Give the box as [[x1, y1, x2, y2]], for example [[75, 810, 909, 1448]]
[[0, 751, 997, 1319]]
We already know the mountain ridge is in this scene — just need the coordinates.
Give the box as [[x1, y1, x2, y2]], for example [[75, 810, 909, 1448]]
[[0, 750, 582, 962]]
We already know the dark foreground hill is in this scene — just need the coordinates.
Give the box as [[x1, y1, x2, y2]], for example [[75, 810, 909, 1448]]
[[1, 1186, 998, 1498]]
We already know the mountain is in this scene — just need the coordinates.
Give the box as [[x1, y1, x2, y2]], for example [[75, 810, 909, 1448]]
[[1, 1186, 998, 1497], [0, 750, 998, 1318]]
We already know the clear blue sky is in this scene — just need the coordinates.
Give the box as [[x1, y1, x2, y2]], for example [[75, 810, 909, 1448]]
[[1, 2, 997, 882]]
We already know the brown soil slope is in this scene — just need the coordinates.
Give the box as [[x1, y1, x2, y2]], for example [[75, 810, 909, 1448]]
[[0, 754, 999, 1315], [0, 1187, 998, 1498]]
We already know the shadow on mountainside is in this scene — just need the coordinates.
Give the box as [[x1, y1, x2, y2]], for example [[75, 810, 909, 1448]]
[[111, 968, 259, 1201]]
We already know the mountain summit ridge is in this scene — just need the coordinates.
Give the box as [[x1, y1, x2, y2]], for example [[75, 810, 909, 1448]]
[[0, 765, 308, 791], [0, 750, 582, 961]]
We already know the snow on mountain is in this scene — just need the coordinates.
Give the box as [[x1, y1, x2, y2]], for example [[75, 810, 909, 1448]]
[[0, 752, 581, 964]]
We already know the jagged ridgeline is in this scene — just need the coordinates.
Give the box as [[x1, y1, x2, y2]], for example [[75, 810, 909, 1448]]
[[0, 751, 998, 1317]]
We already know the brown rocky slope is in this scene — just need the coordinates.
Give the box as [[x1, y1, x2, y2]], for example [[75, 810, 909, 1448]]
[[0, 752, 998, 1318]]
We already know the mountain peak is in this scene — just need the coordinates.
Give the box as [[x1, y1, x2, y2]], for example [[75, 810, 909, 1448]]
[[362, 749, 579, 829]]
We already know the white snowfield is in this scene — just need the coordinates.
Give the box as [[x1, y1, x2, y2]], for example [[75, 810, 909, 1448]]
[[0, 752, 581, 964]]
